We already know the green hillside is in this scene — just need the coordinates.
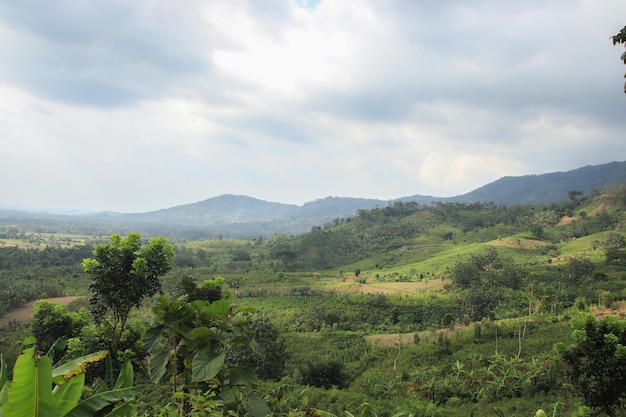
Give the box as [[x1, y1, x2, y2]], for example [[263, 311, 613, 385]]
[[2, 184, 626, 416]]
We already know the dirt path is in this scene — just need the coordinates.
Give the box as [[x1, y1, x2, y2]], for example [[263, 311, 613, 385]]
[[0, 296, 83, 326]]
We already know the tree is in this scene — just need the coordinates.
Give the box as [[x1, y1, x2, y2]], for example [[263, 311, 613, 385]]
[[230, 315, 288, 380], [561, 315, 626, 416], [603, 232, 626, 265], [612, 26, 626, 93], [31, 300, 88, 355], [82, 232, 174, 358], [175, 274, 226, 303]]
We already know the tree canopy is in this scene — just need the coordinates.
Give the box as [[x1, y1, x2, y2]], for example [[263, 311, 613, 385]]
[[83, 232, 174, 356], [561, 315, 626, 416]]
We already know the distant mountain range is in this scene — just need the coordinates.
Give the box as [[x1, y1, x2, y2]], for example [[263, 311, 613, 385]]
[[3, 161, 626, 238]]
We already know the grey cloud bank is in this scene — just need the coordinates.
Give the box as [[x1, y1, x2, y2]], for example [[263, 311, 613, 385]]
[[0, 1, 625, 213]]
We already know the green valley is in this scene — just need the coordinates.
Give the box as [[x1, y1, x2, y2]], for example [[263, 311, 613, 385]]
[[2, 184, 626, 416]]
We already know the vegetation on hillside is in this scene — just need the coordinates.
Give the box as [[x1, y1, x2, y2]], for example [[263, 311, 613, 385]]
[[2, 184, 626, 416]]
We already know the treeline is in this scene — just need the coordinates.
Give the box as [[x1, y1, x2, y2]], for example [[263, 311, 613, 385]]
[[0, 245, 93, 269]]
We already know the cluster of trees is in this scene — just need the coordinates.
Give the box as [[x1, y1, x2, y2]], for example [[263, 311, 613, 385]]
[[4, 179, 626, 415], [1, 232, 289, 417]]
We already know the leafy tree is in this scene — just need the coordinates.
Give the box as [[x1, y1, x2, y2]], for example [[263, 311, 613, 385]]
[[175, 274, 226, 303], [451, 248, 528, 319], [561, 315, 626, 416], [230, 315, 288, 381], [82, 232, 174, 357], [301, 360, 348, 389], [568, 190, 583, 202], [603, 232, 626, 265], [612, 25, 626, 93], [31, 300, 88, 354]]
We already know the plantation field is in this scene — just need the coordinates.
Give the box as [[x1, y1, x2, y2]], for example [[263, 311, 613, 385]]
[[3, 190, 626, 416], [328, 278, 446, 294]]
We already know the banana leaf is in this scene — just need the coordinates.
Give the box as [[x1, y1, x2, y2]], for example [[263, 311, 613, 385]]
[[53, 374, 85, 417], [113, 361, 134, 390], [52, 351, 108, 385], [3, 347, 58, 417], [63, 387, 137, 417]]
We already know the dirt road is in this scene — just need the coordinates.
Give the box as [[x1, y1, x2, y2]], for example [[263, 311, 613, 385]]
[[0, 296, 83, 326]]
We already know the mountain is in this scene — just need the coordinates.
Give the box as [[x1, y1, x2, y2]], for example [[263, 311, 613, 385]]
[[453, 161, 626, 205], [2, 161, 626, 238]]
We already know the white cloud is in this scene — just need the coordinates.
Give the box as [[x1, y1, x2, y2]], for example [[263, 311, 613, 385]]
[[0, 0, 625, 212]]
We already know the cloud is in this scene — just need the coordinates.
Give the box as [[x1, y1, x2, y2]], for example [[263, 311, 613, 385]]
[[0, 0, 625, 212], [0, 0, 212, 106]]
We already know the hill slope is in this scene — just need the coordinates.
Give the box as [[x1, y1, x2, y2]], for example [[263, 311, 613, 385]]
[[454, 161, 626, 205], [2, 161, 626, 237]]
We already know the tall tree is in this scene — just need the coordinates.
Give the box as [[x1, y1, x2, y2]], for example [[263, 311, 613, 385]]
[[561, 315, 626, 416], [83, 232, 174, 357]]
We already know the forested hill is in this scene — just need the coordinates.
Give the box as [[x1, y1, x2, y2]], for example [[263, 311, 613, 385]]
[[451, 161, 626, 205], [2, 161, 626, 238]]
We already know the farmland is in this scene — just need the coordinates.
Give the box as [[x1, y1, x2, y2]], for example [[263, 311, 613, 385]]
[[2, 187, 626, 416]]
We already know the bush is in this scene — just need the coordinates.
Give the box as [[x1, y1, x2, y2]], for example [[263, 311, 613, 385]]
[[301, 360, 349, 389], [32, 300, 88, 354]]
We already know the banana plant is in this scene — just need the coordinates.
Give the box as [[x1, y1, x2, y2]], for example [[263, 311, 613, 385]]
[[0, 337, 136, 417]]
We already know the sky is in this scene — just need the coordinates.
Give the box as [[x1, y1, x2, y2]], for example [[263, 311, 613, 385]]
[[1, 1, 625, 213]]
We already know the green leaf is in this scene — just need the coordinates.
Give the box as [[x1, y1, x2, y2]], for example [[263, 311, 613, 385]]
[[191, 351, 225, 382], [64, 387, 137, 417], [0, 355, 7, 392], [113, 361, 133, 390], [4, 347, 58, 417], [233, 305, 258, 315], [244, 393, 269, 417], [186, 326, 214, 340], [229, 366, 259, 388], [306, 408, 339, 417], [52, 351, 108, 386], [53, 373, 84, 417], [102, 401, 134, 417], [142, 326, 163, 351], [148, 352, 170, 383], [46, 337, 68, 360], [0, 355, 8, 413], [22, 336, 37, 347], [206, 299, 230, 315]]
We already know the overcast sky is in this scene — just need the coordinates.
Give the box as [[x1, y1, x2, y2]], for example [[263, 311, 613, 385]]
[[1, 1, 625, 213]]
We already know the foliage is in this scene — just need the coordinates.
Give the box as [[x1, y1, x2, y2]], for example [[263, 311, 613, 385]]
[[561, 315, 626, 416], [69, 320, 149, 383], [83, 232, 174, 357], [230, 315, 288, 381], [32, 300, 89, 355], [302, 360, 349, 389], [0, 337, 135, 417], [612, 25, 626, 93], [6, 183, 626, 416], [450, 247, 529, 320], [144, 296, 265, 416], [409, 351, 558, 405], [174, 275, 227, 303], [603, 232, 626, 265]]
